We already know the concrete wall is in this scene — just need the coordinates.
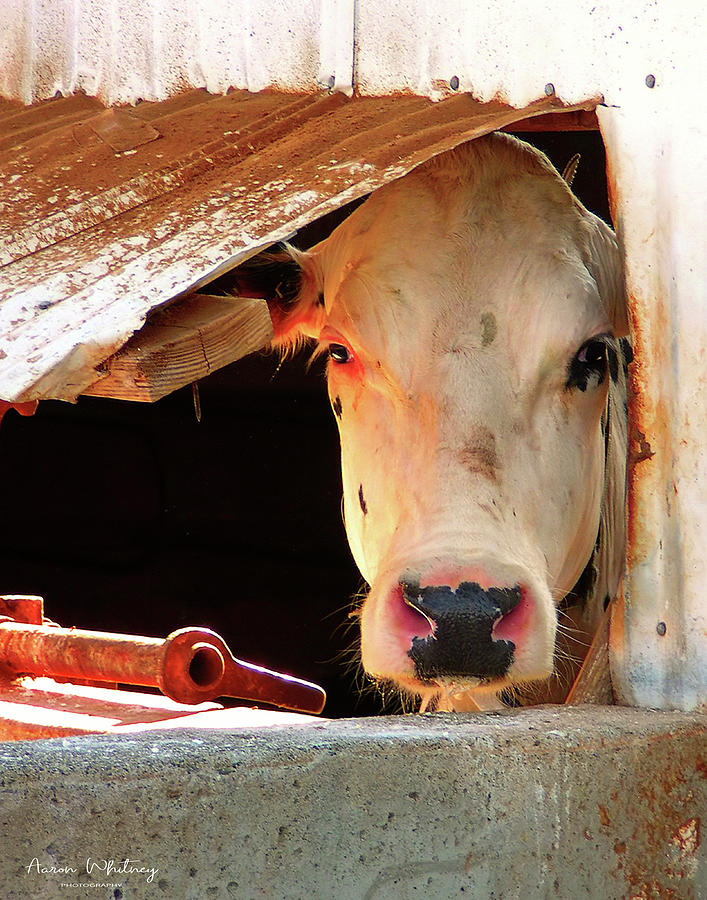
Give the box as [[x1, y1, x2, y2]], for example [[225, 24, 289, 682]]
[[2, 706, 704, 899]]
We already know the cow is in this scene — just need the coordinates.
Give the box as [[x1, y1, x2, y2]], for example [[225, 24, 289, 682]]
[[234, 132, 631, 711]]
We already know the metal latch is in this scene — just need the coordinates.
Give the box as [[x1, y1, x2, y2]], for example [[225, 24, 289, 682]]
[[0, 596, 325, 715]]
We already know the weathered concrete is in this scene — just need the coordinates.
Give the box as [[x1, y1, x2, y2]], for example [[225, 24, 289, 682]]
[[1, 706, 704, 899]]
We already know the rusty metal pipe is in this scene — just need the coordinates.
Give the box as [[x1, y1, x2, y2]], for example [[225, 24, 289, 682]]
[[0, 622, 326, 714]]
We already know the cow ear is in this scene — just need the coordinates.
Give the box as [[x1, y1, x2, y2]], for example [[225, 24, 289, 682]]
[[223, 244, 324, 349], [582, 213, 630, 338]]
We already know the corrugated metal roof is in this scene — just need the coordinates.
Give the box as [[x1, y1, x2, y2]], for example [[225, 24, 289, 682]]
[[0, 88, 597, 402]]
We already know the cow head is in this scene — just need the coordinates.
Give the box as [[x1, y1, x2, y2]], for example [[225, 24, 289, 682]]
[[238, 133, 629, 709]]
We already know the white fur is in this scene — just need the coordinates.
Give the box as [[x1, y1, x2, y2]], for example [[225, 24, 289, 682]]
[[280, 133, 628, 707]]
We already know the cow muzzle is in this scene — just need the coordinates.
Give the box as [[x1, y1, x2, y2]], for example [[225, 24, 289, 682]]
[[402, 580, 522, 682], [359, 558, 554, 694]]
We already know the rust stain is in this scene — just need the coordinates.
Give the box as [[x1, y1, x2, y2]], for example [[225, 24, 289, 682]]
[[670, 818, 700, 857], [458, 427, 499, 482], [623, 263, 676, 576], [0, 399, 38, 427], [595, 723, 706, 900], [628, 424, 655, 467], [604, 153, 620, 229], [88, 108, 162, 153], [500, 109, 599, 132]]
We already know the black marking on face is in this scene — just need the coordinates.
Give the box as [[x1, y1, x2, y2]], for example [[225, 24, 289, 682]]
[[332, 395, 343, 419], [358, 484, 368, 516], [480, 312, 497, 347], [458, 428, 499, 482], [499, 687, 523, 707]]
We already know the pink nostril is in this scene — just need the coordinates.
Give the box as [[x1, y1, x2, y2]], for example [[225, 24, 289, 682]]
[[389, 584, 434, 642], [491, 588, 532, 645]]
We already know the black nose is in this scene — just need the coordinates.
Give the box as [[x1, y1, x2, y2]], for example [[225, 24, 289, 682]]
[[403, 580, 521, 682]]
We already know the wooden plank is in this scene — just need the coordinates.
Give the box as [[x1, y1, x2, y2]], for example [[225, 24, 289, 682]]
[[564, 601, 614, 706], [83, 294, 273, 402]]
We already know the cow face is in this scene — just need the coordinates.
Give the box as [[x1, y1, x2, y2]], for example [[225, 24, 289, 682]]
[[258, 133, 628, 708]]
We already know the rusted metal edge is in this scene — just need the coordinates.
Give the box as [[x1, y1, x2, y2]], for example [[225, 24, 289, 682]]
[[0, 90, 600, 402]]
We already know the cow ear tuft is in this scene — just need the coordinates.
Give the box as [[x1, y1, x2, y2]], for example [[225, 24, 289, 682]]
[[582, 213, 630, 339], [221, 244, 323, 349]]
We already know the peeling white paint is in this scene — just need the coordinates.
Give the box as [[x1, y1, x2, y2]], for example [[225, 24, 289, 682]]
[[0, 0, 331, 104], [2, 0, 697, 112]]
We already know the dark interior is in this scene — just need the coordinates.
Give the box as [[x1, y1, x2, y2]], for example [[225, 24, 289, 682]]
[[0, 127, 610, 718]]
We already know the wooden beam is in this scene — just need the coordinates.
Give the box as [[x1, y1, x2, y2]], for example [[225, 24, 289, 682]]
[[83, 294, 273, 402]]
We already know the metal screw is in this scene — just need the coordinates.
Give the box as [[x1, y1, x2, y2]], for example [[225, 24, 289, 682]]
[[37, 301, 52, 310], [645, 74, 656, 88], [544, 82, 555, 96], [656, 621, 667, 636], [449, 75, 460, 91]]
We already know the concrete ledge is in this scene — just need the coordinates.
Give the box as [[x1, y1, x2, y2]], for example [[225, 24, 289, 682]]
[[1, 706, 704, 899]]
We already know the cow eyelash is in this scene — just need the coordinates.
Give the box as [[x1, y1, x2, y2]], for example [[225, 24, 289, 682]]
[[328, 343, 353, 364], [566, 337, 609, 391]]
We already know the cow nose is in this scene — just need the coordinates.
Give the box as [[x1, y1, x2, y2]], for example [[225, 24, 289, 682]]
[[402, 580, 521, 681]]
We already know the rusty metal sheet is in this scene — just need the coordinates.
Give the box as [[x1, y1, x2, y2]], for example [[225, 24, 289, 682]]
[[0, 88, 597, 401], [600, 101, 707, 713]]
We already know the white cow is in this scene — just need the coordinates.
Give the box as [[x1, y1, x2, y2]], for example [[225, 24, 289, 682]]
[[243, 132, 630, 711]]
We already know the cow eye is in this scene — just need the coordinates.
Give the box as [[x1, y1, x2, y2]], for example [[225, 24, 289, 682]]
[[567, 338, 608, 391], [576, 339, 607, 367], [329, 343, 352, 364]]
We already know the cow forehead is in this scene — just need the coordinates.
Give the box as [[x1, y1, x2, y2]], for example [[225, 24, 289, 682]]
[[433, 252, 609, 358], [316, 135, 607, 361], [320, 212, 608, 382]]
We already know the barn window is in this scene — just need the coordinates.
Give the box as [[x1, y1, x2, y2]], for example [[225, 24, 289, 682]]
[[0, 106, 616, 720]]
